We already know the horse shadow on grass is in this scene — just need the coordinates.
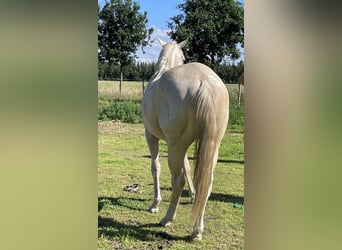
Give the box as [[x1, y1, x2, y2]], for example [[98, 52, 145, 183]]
[[158, 187, 244, 206], [98, 215, 191, 243], [98, 193, 243, 245], [98, 196, 191, 243], [98, 196, 147, 212], [209, 192, 244, 205], [98, 189, 243, 243], [143, 155, 244, 165]]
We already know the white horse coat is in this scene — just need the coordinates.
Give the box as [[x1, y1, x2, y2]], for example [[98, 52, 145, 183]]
[[142, 40, 229, 240]]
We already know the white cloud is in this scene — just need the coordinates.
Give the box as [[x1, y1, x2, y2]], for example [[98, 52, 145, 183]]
[[135, 25, 244, 64], [150, 26, 171, 44]]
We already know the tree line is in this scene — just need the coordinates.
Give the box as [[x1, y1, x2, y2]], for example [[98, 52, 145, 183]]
[[98, 60, 243, 83], [98, 0, 244, 88], [98, 62, 154, 82]]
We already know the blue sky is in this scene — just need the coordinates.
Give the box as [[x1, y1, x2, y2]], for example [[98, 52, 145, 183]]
[[99, 0, 183, 30], [98, 0, 244, 62]]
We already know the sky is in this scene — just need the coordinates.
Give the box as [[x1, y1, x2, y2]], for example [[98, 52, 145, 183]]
[[98, 0, 244, 63]]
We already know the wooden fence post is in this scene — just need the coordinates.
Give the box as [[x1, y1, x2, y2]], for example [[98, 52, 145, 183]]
[[142, 79, 145, 96], [237, 73, 244, 107]]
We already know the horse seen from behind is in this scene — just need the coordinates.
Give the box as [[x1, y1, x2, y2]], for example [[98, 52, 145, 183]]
[[142, 39, 229, 240]]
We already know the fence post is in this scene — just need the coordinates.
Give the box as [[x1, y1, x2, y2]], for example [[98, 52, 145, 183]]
[[119, 72, 123, 97], [142, 79, 145, 96]]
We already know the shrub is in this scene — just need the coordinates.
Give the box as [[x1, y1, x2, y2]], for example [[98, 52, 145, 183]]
[[228, 105, 244, 132], [98, 99, 142, 124], [229, 105, 244, 125]]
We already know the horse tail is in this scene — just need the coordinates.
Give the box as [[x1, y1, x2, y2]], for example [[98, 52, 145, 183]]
[[192, 80, 228, 223]]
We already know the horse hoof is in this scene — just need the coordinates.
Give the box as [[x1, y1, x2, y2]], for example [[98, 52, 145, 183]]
[[190, 233, 202, 241], [149, 207, 159, 213], [160, 217, 173, 227]]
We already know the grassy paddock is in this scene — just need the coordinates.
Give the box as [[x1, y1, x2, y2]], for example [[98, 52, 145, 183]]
[[98, 121, 244, 249]]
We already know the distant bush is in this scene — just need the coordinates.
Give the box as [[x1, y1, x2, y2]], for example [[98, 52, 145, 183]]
[[229, 105, 244, 127], [228, 105, 244, 132], [98, 98, 141, 124]]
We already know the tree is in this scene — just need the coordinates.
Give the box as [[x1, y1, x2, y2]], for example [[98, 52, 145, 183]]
[[168, 0, 244, 71], [98, 0, 153, 95]]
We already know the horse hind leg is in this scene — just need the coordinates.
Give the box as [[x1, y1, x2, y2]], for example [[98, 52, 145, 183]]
[[184, 154, 195, 203], [145, 130, 162, 213], [160, 143, 187, 226]]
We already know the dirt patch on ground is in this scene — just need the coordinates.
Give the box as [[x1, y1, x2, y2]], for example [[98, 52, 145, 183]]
[[98, 121, 144, 135]]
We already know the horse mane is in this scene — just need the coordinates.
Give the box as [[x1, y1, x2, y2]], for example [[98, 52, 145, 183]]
[[150, 56, 168, 82]]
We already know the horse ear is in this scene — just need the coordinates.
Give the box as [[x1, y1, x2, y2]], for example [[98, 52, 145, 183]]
[[158, 38, 167, 47], [178, 39, 188, 49]]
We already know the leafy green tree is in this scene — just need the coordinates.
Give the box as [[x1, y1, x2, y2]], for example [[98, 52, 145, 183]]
[[98, 0, 153, 94], [168, 0, 244, 70]]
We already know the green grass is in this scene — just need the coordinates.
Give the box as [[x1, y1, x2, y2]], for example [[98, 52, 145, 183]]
[[98, 121, 244, 249]]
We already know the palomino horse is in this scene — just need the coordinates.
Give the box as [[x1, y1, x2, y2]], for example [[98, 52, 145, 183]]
[[142, 39, 229, 240]]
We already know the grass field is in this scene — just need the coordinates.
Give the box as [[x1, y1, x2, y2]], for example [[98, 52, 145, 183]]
[[98, 81, 145, 100], [98, 80, 244, 103], [98, 80, 244, 249]]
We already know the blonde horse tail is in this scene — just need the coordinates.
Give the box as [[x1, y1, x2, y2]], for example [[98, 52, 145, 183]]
[[192, 80, 224, 223]]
